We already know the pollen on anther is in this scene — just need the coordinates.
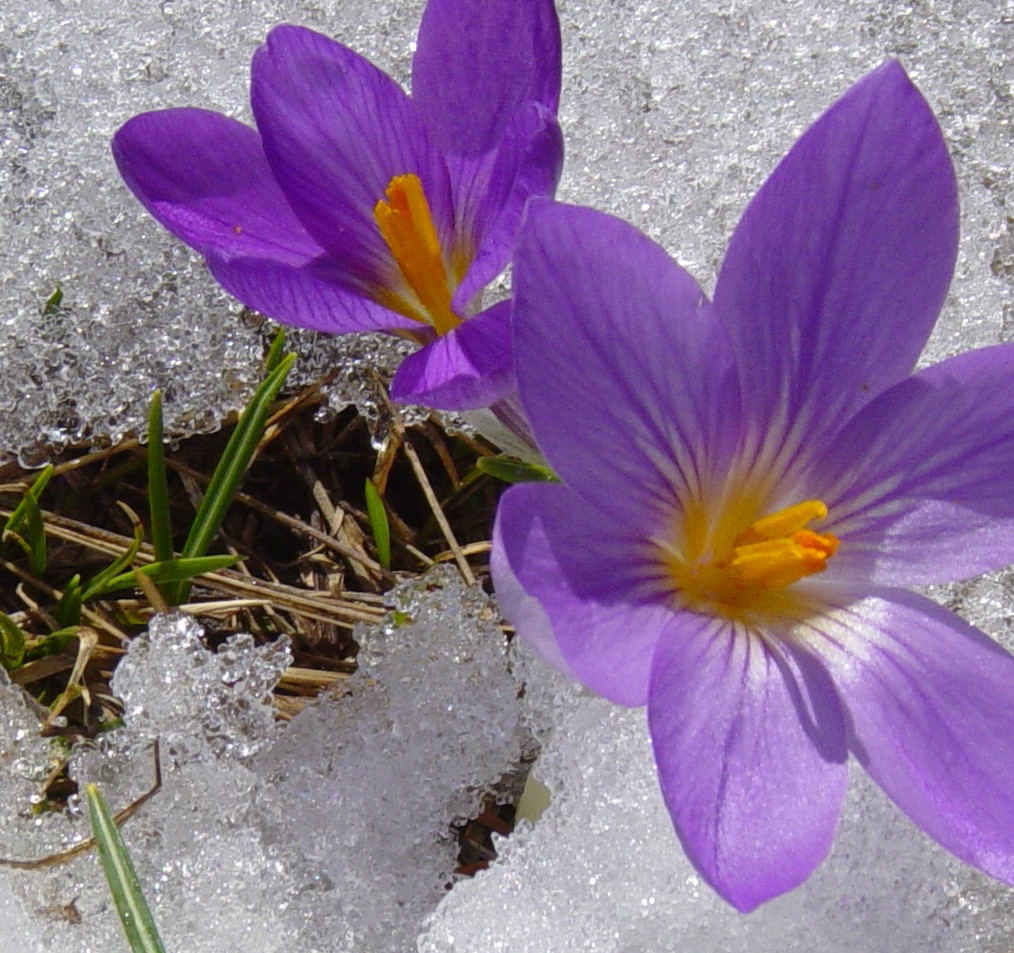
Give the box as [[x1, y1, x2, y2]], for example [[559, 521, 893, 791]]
[[373, 173, 461, 336]]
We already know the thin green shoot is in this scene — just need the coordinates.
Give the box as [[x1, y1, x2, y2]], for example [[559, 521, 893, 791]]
[[4, 465, 53, 578], [22, 629, 76, 663], [54, 574, 83, 629], [263, 328, 287, 374], [79, 505, 145, 603], [5, 493, 47, 578], [92, 554, 240, 598], [0, 613, 26, 671], [167, 352, 295, 605], [42, 285, 63, 315], [364, 478, 391, 570], [85, 783, 167, 953], [146, 390, 174, 565], [474, 455, 560, 485]]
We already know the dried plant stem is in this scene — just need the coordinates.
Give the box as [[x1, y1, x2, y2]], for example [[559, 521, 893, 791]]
[[402, 439, 475, 586], [433, 541, 492, 561], [0, 438, 141, 486], [46, 627, 99, 725], [0, 741, 162, 871], [161, 458, 395, 581], [179, 571, 384, 627], [132, 571, 169, 613], [0, 508, 385, 628], [0, 558, 127, 642]]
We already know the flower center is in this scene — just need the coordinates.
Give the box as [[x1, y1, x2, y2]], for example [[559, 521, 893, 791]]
[[719, 499, 839, 589], [670, 498, 838, 620], [373, 173, 461, 336]]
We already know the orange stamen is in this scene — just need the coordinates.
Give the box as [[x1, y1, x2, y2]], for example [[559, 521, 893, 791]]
[[669, 498, 839, 619], [374, 173, 461, 336], [720, 499, 838, 590]]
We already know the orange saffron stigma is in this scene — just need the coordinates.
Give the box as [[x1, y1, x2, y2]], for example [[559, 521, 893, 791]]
[[373, 173, 461, 336]]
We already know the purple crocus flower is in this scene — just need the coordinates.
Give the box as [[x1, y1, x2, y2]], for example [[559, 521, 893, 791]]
[[112, 1, 562, 411], [493, 62, 1014, 911]]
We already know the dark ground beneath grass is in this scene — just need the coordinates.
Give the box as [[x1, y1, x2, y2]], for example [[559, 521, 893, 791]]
[[0, 376, 513, 872]]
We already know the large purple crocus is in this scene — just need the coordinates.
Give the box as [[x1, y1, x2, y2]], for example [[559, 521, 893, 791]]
[[112, 1, 562, 411], [493, 62, 1014, 911]]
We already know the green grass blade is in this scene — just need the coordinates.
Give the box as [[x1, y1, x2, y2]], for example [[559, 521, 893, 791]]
[[364, 478, 391, 570], [169, 352, 295, 605], [146, 390, 174, 565], [80, 514, 144, 602], [42, 284, 63, 315], [0, 612, 26, 671], [4, 466, 53, 577], [8, 494, 48, 577], [475, 455, 560, 484], [181, 353, 295, 558], [26, 493, 47, 577], [4, 464, 54, 537], [92, 555, 241, 598], [263, 328, 286, 374], [23, 629, 76, 662], [3, 531, 33, 566], [55, 573, 84, 628], [85, 784, 167, 953]]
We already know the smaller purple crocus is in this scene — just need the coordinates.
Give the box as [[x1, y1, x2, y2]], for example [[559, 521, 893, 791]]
[[493, 62, 1014, 910], [113, 0, 562, 412]]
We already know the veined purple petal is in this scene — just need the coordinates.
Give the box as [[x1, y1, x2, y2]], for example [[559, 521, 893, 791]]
[[513, 200, 741, 531], [714, 61, 958, 458], [251, 25, 454, 285], [493, 483, 670, 706], [205, 253, 419, 334], [412, 0, 561, 157], [113, 107, 417, 333], [114, 108, 324, 265], [812, 344, 1014, 586], [390, 300, 515, 409], [490, 497, 574, 680], [648, 617, 848, 912], [804, 587, 1014, 887], [450, 104, 564, 316]]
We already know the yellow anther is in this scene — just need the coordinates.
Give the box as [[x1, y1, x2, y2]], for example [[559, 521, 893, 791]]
[[719, 499, 837, 591], [733, 499, 828, 546], [724, 534, 837, 590], [669, 497, 839, 619], [374, 173, 461, 336]]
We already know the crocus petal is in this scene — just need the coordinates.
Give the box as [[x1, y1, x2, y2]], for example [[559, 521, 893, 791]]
[[513, 200, 741, 532], [714, 61, 958, 458], [251, 25, 454, 283], [114, 107, 417, 333], [811, 344, 1014, 585], [411, 0, 561, 157], [493, 483, 671, 706], [205, 253, 419, 334], [804, 587, 1014, 886], [648, 617, 848, 912], [450, 104, 564, 316], [114, 108, 326, 265], [390, 300, 514, 409], [490, 497, 574, 680]]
